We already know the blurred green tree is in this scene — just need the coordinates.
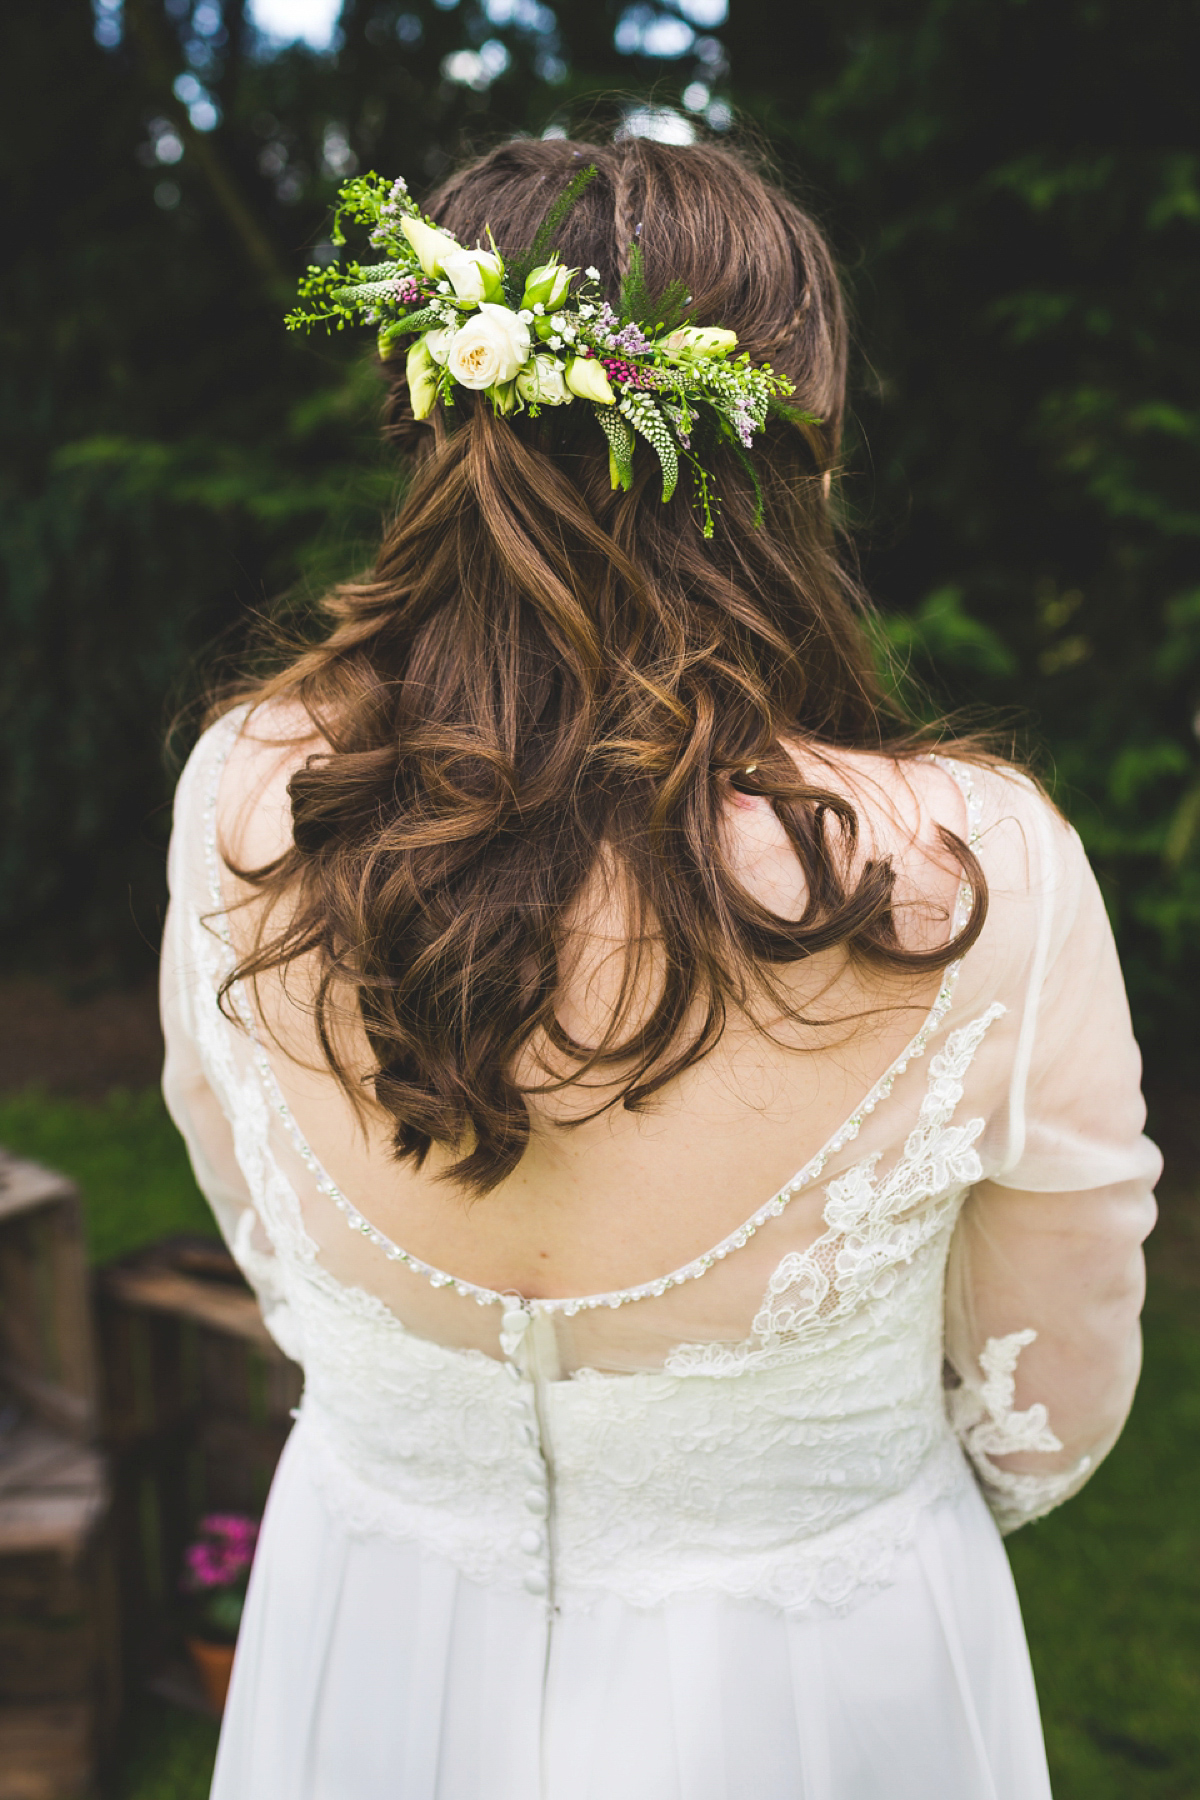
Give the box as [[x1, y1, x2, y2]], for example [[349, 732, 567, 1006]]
[[724, 0, 1200, 1050], [2, 0, 1197, 1059]]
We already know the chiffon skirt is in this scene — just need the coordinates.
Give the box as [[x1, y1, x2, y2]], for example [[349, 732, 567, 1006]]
[[210, 1421, 1052, 1800]]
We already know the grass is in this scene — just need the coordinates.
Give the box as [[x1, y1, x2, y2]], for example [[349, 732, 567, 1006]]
[[1009, 1273, 1200, 1797], [0, 1086, 217, 1266], [105, 1702, 220, 1800], [0, 1087, 1196, 1796]]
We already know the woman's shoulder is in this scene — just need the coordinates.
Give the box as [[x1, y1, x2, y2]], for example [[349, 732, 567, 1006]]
[[783, 742, 1069, 887], [792, 744, 1090, 967], [173, 696, 326, 868], [953, 758, 1088, 908]]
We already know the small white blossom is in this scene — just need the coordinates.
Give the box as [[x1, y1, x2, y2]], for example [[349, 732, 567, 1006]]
[[437, 280, 451, 294], [585, 265, 600, 279], [532, 302, 545, 316], [548, 334, 562, 349], [518, 309, 534, 323], [577, 304, 595, 319]]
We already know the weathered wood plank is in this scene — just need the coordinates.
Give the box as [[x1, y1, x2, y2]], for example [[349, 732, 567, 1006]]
[[0, 1156, 76, 1224], [0, 1701, 92, 1800], [0, 1494, 107, 1561], [0, 1420, 101, 1497], [100, 1265, 276, 1349]]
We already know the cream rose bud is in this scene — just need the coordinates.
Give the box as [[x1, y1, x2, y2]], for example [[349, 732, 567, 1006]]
[[405, 339, 440, 420], [520, 261, 572, 312], [442, 246, 505, 307], [445, 303, 532, 390], [665, 326, 739, 357], [515, 354, 573, 407], [492, 378, 519, 415], [423, 326, 455, 366], [400, 216, 458, 279], [564, 355, 616, 405]]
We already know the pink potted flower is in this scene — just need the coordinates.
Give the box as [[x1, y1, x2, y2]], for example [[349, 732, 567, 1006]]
[[180, 1512, 259, 1713]]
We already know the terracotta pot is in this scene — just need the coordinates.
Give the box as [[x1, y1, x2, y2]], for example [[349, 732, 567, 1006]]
[[187, 1635, 237, 1715]]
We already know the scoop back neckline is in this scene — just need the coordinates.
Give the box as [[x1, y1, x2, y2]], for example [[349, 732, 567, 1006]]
[[201, 705, 982, 1314]]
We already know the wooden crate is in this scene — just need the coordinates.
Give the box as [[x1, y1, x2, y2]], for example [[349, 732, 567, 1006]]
[[0, 1155, 96, 1441], [95, 1237, 301, 1692], [0, 1152, 118, 1799]]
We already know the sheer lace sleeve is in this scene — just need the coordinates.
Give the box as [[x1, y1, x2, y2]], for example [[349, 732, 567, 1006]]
[[945, 798, 1160, 1533], [159, 720, 300, 1359]]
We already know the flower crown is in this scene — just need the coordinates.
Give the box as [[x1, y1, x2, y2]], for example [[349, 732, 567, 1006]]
[[286, 169, 815, 538]]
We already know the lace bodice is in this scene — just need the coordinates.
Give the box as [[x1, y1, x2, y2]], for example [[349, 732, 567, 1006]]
[[161, 709, 1159, 1614]]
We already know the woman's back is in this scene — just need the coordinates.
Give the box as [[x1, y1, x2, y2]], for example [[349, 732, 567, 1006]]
[[168, 701, 1151, 1384], [208, 706, 967, 1298]]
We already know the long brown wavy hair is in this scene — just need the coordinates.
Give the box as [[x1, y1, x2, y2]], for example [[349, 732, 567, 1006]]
[[218, 135, 986, 1195]]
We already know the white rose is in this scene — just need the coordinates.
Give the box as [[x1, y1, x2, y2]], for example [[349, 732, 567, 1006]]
[[515, 354, 573, 407], [446, 303, 531, 390], [441, 246, 505, 306]]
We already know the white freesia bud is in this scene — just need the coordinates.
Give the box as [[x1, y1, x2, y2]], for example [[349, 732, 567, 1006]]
[[405, 338, 440, 420], [400, 216, 458, 279], [516, 354, 573, 407], [665, 326, 739, 357], [565, 355, 616, 405], [442, 246, 505, 306], [520, 261, 573, 311], [446, 303, 532, 390]]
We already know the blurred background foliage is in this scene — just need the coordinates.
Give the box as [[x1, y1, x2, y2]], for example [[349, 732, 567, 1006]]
[[3, 0, 1199, 1062]]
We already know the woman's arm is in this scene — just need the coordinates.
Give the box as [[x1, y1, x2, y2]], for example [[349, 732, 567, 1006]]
[[159, 723, 301, 1359], [945, 806, 1160, 1532]]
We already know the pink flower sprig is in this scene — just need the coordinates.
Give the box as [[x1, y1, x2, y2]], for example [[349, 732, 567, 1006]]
[[182, 1513, 259, 1593], [600, 356, 653, 390]]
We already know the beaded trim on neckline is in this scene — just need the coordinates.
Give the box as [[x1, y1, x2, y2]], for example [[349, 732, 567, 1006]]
[[202, 707, 983, 1315]]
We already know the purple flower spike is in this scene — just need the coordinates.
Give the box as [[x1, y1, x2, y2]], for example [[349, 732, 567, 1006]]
[[612, 322, 652, 357]]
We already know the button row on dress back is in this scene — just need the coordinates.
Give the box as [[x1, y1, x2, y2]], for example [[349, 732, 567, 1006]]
[[204, 714, 983, 1318]]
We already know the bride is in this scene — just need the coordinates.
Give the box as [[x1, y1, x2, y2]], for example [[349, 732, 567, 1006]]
[[161, 136, 1159, 1798]]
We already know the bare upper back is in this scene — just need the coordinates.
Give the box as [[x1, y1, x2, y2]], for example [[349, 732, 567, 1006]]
[[206, 702, 978, 1300]]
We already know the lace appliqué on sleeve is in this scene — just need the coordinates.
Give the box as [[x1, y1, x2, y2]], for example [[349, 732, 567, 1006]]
[[948, 1328, 1090, 1534]]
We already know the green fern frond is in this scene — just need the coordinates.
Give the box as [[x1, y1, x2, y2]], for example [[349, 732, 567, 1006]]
[[618, 245, 653, 327], [503, 164, 598, 306]]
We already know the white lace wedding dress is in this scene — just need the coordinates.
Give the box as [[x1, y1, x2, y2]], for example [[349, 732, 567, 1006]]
[[161, 708, 1159, 1799]]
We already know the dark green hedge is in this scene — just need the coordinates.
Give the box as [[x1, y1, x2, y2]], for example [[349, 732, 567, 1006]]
[[3, 0, 1197, 1056]]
